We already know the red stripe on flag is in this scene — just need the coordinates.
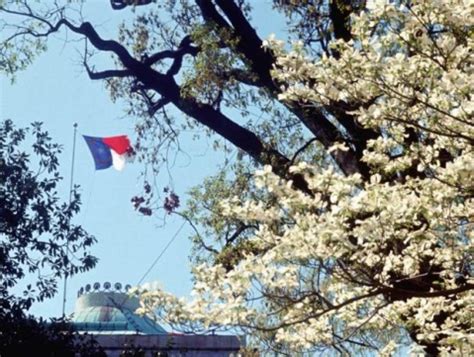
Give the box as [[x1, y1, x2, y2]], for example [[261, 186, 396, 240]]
[[102, 135, 130, 155]]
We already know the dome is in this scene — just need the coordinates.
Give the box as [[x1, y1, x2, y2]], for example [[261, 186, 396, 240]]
[[72, 283, 166, 335]]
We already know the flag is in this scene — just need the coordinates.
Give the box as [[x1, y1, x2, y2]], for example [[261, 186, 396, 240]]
[[83, 135, 132, 171]]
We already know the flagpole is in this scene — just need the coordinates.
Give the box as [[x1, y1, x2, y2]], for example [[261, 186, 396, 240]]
[[62, 122, 78, 318]]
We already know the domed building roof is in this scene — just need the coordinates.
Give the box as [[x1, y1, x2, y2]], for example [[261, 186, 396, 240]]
[[72, 282, 166, 335]]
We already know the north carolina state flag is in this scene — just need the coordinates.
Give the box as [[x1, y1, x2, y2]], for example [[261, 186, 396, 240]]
[[83, 135, 132, 171]]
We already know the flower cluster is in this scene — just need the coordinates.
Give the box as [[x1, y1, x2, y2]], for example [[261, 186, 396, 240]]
[[137, 1, 473, 355]]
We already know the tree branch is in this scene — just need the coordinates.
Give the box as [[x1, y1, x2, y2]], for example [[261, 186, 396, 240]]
[[43, 16, 313, 194], [386, 283, 474, 299], [257, 289, 384, 332], [84, 62, 131, 80], [224, 223, 257, 246], [110, 0, 153, 10], [222, 68, 263, 87], [214, 0, 276, 89], [329, 1, 353, 43], [148, 97, 171, 117], [290, 138, 319, 165], [196, 0, 366, 177], [144, 35, 199, 69]]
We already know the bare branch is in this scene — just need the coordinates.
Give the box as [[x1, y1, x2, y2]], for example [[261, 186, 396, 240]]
[[172, 211, 219, 255], [84, 62, 131, 80], [148, 97, 171, 117], [385, 283, 474, 299], [110, 0, 153, 10], [224, 223, 257, 246], [145, 35, 199, 68], [290, 138, 319, 165]]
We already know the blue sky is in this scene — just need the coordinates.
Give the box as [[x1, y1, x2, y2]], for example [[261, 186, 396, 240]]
[[1, 1, 284, 320]]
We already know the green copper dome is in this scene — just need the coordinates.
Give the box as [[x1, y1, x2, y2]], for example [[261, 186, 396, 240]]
[[72, 282, 166, 335]]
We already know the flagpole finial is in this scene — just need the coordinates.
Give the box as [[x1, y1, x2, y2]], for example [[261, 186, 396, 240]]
[[73, 122, 78, 128]]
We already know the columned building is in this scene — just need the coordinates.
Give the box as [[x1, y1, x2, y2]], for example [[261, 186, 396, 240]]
[[71, 282, 242, 357]]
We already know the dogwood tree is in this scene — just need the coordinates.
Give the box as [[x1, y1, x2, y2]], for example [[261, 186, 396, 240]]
[[136, 2, 473, 355], [1, 0, 472, 354]]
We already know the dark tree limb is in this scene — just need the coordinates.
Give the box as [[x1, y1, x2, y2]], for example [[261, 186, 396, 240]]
[[214, 0, 276, 90], [1, 1, 369, 178], [196, 0, 233, 32], [290, 138, 319, 165], [4, 2, 364, 186], [46, 17, 313, 195], [289, 103, 363, 176], [84, 63, 131, 80], [222, 68, 263, 87], [197, 0, 274, 91], [148, 97, 171, 117], [196, 0, 367, 177], [110, 0, 153, 10], [144, 36, 199, 67], [224, 223, 257, 246], [329, 1, 353, 43]]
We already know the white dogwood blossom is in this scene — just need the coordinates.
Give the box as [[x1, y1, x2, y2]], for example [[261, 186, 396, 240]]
[[137, 1, 473, 355]]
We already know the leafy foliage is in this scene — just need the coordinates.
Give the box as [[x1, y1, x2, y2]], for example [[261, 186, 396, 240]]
[[0, 119, 97, 313], [0, 119, 99, 355], [0, 315, 105, 357]]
